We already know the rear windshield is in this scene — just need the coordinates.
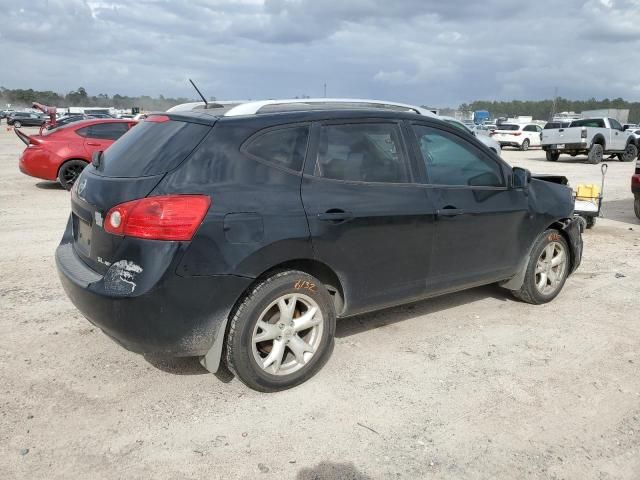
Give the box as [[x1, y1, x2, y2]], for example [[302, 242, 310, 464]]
[[496, 124, 519, 131], [94, 120, 211, 177], [570, 119, 605, 128]]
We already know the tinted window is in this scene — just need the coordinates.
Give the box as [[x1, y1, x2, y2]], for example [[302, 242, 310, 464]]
[[76, 126, 89, 138], [444, 119, 471, 132], [413, 125, 504, 187], [315, 123, 409, 183], [523, 125, 537, 132], [86, 122, 130, 140], [570, 119, 605, 128], [244, 126, 309, 171], [95, 120, 211, 178], [497, 124, 520, 131]]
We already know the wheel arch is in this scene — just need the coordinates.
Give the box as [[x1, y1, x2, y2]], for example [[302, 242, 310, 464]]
[[591, 134, 606, 149], [57, 157, 89, 178]]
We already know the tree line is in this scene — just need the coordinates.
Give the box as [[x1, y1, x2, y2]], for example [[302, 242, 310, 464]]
[[0, 86, 196, 112], [460, 97, 640, 123]]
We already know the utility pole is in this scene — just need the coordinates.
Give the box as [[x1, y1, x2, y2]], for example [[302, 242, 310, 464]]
[[550, 86, 558, 121], [323, 82, 327, 98]]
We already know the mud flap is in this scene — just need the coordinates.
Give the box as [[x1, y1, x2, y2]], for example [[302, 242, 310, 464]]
[[199, 317, 229, 373]]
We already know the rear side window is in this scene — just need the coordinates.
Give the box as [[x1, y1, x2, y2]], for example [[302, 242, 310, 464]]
[[315, 123, 410, 183], [570, 119, 605, 128], [413, 125, 504, 187], [243, 126, 309, 171], [94, 120, 211, 177], [85, 122, 130, 140]]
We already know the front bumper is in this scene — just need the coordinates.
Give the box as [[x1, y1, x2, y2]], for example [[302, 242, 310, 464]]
[[56, 240, 252, 356]]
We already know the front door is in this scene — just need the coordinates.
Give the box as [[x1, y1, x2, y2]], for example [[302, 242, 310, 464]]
[[410, 123, 529, 294], [301, 120, 436, 314]]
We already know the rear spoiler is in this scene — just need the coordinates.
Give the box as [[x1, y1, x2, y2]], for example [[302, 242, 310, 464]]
[[14, 128, 31, 146], [531, 174, 568, 185]]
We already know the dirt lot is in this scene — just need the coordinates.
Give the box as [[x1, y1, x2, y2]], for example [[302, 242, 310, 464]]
[[1, 126, 639, 480]]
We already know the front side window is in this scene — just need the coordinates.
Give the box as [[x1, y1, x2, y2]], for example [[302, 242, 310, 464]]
[[413, 125, 504, 187], [609, 118, 623, 131], [315, 123, 409, 183], [244, 126, 309, 172]]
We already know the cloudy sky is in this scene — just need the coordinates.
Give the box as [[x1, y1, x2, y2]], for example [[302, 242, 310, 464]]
[[1, 0, 640, 107]]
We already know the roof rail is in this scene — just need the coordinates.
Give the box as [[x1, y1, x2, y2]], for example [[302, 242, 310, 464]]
[[222, 98, 437, 117]]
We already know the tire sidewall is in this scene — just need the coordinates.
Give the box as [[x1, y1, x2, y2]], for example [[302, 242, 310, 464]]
[[523, 230, 570, 304], [227, 271, 336, 392], [589, 144, 603, 164]]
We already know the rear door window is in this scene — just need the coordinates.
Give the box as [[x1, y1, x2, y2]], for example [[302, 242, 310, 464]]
[[314, 123, 410, 183], [243, 126, 309, 172], [93, 119, 211, 177], [86, 122, 130, 140]]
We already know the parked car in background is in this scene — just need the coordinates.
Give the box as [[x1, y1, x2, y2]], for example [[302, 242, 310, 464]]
[[439, 116, 502, 155], [541, 117, 637, 163], [16, 118, 136, 189], [7, 111, 47, 128], [491, 123, 543, 151], [623, 123, 638, 131], [55, 105, 582, 392]]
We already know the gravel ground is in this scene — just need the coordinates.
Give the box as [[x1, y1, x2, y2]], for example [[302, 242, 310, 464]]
[[1, 126, 639, 479]]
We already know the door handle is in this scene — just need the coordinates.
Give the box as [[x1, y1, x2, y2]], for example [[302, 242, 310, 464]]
[[437, 206, 465, 217], [317, 210, 353, 223], [86, 142, 102, 146]]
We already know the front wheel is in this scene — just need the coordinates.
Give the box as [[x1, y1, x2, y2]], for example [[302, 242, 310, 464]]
[[634, 196, 640, 220], [511, 230, 570, 305], [520, 139, 530, 151], [225, 270, 336, 392], [619, 143, 638, 162], [13, 121, 22, 128]]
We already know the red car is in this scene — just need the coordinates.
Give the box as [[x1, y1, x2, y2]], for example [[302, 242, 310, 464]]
[[633, 158, 640, 219], [17, 118, 136, 189]]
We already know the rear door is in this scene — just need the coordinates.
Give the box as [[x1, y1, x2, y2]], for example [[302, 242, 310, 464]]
[[301, 119, 436, 314], [410, 123, 528, 293], [77, 122, 131, 155], [523, 124, 542, 146]]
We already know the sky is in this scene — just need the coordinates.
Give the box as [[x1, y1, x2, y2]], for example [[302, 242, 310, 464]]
[[1, 0, 640, 107]]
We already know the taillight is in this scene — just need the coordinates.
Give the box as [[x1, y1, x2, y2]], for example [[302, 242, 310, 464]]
[[146, 115, 170, 123], [581, 128, 587, 139], [512, 132, 522, 136], [104, 195, 211, 241]]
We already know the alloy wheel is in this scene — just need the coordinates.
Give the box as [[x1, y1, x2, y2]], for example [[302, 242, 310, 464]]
[[534, 241, 567, 295], [251, 293, 324, 376]]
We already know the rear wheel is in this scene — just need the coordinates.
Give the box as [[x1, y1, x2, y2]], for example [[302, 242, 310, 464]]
[[588, 144, 603, 164], [585, 217, 597, 229], [634, 196, 640, 220], [546, 150, 560, 162], [619, 143, 638, 162], [511, 230, 570, 305], [225, 270, 336, 392], [57, 159, 87, 190], [520, 139, 530, 151]]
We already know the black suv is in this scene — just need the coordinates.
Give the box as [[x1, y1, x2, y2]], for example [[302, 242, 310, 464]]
[[7, 111, 47, 128], [56, 108, 583, 391]]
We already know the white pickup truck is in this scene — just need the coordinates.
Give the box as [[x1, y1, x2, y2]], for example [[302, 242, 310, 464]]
[[541, 117, 637, 164]]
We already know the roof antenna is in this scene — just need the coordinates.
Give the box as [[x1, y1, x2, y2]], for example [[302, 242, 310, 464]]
[[189, 78, 208, 109]]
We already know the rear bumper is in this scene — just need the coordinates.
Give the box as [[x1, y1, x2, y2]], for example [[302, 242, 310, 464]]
[[56, 241, 252, 356], [542, 143, 588, 151], [19, 147, 60, 181], [632, 174, 640, 195]]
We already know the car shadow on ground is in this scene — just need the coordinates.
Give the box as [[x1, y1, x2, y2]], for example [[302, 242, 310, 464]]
[[144, 284, 512, 377], [296, 461, 372, 479], [35, 181, 65, 190], [335, 284, 509, 339], [601, 199, 640, 226]]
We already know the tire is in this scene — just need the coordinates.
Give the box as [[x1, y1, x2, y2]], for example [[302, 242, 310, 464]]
[[13, 121, 21, 128], [57, 159, 87, 190], [635, 196, 640, 220], [225, 270, 336, 392], [520, 139, 530, 151], [511, 230, 570, 305], [585, 217, 597, 229], [546, 150, 560, 162], [588, 144, 603, 164], [620, 143, 638, 162]]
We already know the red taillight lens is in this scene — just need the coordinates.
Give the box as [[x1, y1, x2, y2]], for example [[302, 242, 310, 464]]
[[145, 115, 170, 123], [104, 195, 211, 241], [581, 128, 588, 139], [512, 132, 522, 136]]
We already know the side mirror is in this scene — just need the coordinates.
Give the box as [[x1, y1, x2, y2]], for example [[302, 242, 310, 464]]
[[512, 167, 531, 189]]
